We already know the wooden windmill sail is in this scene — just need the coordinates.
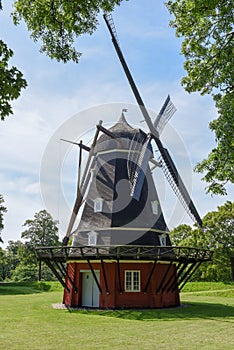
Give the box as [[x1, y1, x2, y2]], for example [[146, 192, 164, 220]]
[[103, 13, 203, 228]]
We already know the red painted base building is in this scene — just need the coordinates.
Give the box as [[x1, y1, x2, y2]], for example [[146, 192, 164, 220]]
[[63, 260, 180, 309]]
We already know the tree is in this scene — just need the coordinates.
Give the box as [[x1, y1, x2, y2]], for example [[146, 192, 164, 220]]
[[2, 1, 124, 119], [0, 247, 7, 281], [169, 224, 195, 247], [0, 2, 27, 120], [170, 201, 234, 281], [21, 209, 60, 280], [201, 201, 234, 281], [0, 195, 7, 243], [0, 239, 57, 282], [5, 240, 38, 281], [166, 0, 234, 195], [12, 0, 126, 63], [6, 240, 24, 268]]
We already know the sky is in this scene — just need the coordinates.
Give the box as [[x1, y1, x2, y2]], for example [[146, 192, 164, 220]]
[[0, 0, 233, 247]]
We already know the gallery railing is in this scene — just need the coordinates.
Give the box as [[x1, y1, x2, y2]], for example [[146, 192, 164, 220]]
[[35, 245, 213, 262]]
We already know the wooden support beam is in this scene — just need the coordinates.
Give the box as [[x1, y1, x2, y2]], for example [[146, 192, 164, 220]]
[[161, 263, 177, 293], [97, 124, 116, 139], [101, 259, 110, 294], [166, 261, 183, 293], [117, 259, 123, 293], [54, 260, 78, 293], [143, 260, 157, 293], [170, 261, 189, 292], [156, 261, 173, 293], [87, 259, 102, 294], [44, 259, 70, 293], [179, 261, 203, 291], [78, 142, 91, 152], [175, 262, 197, 292], [60, 139, 91, 152]]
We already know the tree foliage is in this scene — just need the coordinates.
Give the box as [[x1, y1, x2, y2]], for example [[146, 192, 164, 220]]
[[0, 239, 56, 281], [166, 0, 234, 195], [0, 210, 60, 281], [0, 2, 27, 120], [12, 0, 126, 63], [0, 39, 27, 120], [21, 209, 60, 247], [21, 209, 60, 280], [0, 247, 7, 280], [0, 195, 7, 243], [5, 240, 36, 281], [170, 201, 234, 281]]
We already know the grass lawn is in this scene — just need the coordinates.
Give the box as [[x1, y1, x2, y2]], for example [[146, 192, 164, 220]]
[[0, 281, 233, 350]]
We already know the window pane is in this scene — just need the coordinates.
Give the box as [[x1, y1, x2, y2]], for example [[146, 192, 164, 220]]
[[125, 271, 140, 292], [133, 271, 139, 291], [125, 271, 132, 291]]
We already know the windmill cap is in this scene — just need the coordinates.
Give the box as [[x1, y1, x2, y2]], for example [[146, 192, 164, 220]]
[[94, 112, 147, 154]]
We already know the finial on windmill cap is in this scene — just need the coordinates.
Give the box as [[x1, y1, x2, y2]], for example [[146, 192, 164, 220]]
[[118, 108, 128, 123]]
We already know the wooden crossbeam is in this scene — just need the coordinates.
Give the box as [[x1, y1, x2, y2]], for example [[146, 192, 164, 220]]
[[179, 261, 203, 291], [54, 260, 78, 293], [97, 124, 116, 139], [143, 260, 158, 293], [117, 259, 123, 293], [87, 259, 102, 294], [166, 261, 184, 293], [44, 259, 70, 293], [161, 263, 177, 293], [156, 262, 173, 293], [101, 259, 110, 294]]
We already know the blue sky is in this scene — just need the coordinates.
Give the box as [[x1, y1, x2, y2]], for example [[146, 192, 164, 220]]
[[1, 0, 233, 247]]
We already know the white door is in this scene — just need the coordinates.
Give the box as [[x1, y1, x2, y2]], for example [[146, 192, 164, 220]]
[[82, 271, 100, 307]]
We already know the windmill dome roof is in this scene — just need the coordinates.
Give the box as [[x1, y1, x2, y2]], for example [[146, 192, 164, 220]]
[[115, 111, 133, 127], [100, 112, 136, 137], [94, 112, 146, 153]]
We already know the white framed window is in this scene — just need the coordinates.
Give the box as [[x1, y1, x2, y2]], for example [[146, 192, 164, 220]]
[[88, 231, 98, 246], [125, 270, 140, 292], [94, 198, 104, 213], [159, 233, 167, 246], [151, 200, 159, 215]]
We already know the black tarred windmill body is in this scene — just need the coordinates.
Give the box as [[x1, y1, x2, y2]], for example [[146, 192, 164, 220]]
[[72, 111, 170, 248], [35, 12, 212, 309]]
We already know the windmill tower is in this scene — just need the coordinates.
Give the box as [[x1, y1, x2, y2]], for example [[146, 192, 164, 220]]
[[72, 112, 170, 248], [36, 13, 212, 309]]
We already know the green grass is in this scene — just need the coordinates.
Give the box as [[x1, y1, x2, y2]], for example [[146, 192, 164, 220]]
[[0, 282, 233, 350], [182, 281, 234, 292], [0, 281, 62, 295]]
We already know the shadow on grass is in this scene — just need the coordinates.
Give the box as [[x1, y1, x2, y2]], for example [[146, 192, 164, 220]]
[[69, 302, 234, 322], [0, 281, 58, 295]]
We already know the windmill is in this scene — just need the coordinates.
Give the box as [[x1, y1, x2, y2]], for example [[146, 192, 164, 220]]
[[35, 13, 212, 309]]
